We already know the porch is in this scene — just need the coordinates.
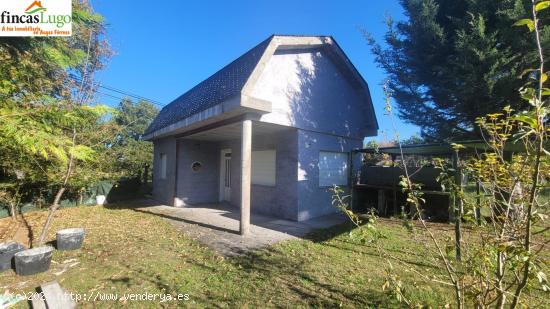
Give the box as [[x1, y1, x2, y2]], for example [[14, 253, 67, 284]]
[[152, 116, 299, 236], [133, 201, 347, 256]]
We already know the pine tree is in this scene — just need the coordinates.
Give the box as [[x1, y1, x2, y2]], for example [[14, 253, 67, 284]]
[[368, 0, 550, 140]]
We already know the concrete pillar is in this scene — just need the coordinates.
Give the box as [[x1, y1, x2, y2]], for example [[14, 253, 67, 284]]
[[240, 119, 252, 236]]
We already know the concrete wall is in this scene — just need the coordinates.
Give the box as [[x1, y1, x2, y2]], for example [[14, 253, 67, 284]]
[[252, 129, 298, 220], [251, 48, 374, 139], [297, 129, 362, 221], [174, 140, 220, 205], [152, 137, 177, 205], [152, 127, 361, 221], [218, 128, 298, 220]]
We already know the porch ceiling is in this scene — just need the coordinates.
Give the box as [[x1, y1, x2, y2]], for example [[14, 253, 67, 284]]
[[182, 121, 290, 142]]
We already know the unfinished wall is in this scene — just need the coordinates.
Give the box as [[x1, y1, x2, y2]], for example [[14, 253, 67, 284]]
[[251, 48, 375, 139], [219, 128, 299, 220], [297, 130, 362, 221], [152, 137, 177, 205], [174, 140, 220, 205], [251, 128, 298, 220]]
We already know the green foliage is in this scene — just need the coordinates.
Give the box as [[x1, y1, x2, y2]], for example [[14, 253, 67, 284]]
[[400, 134, 425, 145], [108, 99, 159, 180], [536, 1, 550, 12], [115, 99, 158, 141], [0, 0, 112, 216], [353, 1, 550, 307], [330, 186, 384, 242], [368, 0, 550, 140], [515, 18, 536, 31], [362, 140, 390, 166]]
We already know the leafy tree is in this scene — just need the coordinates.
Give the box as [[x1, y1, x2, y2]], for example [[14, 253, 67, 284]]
[[115, 99, 158, 141], [367, 0, 550, 140], [110, 98, 158, 182], [0, 0, 113, 246], [334, 2, 549, 307], [400, 134, 425, 145]]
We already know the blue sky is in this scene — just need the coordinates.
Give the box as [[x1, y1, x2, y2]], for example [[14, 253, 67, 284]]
[[92, 0, 420, 140]]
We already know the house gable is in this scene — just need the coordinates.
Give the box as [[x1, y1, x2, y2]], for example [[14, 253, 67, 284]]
[[144, 35, 378, 141], [249, 45, 377, 139]]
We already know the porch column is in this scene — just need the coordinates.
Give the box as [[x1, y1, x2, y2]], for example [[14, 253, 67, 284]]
[[240, 119, 252, 236]]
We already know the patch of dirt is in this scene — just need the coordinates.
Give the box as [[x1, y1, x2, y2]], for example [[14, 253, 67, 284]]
[[12, 225, 31, 247], [0, 217, 20, 241], [0, 212, 43, 247]]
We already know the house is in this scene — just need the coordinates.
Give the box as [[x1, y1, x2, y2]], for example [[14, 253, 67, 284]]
[[144, 35, 378, 235]]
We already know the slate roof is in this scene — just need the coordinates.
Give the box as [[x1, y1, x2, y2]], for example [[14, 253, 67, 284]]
[[144, 36, 273, 136]]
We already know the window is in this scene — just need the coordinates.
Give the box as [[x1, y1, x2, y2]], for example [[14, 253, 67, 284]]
[[319, 151, 349, 187], [252, 150, 276, 186], [160, 153, 167, 179], [191, 161, 202, 172]]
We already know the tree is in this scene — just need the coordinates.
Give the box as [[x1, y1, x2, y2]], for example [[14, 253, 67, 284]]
[[367, 0, 550, 140], [0, 0, 112, 246], [400, 134, 425, 145], [110, 99, 158, 182], [333, 1, 549, 307]]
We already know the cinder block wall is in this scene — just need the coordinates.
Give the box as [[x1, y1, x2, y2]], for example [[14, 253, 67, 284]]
[[251, 129, 298, 220], [175, 140, 220, 205], [218, 128, 299, 220], [152, 137, 177, 205], [253, 48, 375, 139], [297, 130, 362, 221]]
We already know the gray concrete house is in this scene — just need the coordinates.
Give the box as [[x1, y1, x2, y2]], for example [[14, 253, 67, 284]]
[[144, 35, 378, 235]]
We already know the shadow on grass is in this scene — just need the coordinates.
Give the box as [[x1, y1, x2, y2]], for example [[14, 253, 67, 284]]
[[106, 264, 186, 302], [304, 221, 356, 242], [99, 199, 444, 306], [231, 244, 404, 308], [45, 239, 56, 249], [132, 208, 239, 235], [103, 199, 160, 210]]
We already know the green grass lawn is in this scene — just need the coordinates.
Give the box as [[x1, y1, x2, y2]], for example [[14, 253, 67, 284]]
[[0, 204, 545, 308]]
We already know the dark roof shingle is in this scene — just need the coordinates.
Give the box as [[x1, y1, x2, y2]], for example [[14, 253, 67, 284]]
[[145, 36, 273, 135]]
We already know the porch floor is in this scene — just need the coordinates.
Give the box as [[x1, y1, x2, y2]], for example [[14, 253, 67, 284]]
[[131, 199, 347, 256]]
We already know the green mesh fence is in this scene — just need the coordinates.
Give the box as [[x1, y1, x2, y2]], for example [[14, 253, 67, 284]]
[[0, 180, 116, 219]]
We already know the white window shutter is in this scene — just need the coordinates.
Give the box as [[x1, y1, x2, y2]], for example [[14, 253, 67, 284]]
[[251, 150, 276, 186]]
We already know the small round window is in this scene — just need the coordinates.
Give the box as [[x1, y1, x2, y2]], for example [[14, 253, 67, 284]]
[[191, 161, 203, 172]]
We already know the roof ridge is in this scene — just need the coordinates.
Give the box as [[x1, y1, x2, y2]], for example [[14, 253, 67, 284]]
[[271, 34, 332, 38]]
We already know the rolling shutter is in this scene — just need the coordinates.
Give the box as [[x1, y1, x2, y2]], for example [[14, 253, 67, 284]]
[[252, 150, 276, 186]]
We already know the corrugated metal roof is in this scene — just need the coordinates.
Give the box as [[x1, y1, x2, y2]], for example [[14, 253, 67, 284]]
[[144, 36, 273, 135]]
